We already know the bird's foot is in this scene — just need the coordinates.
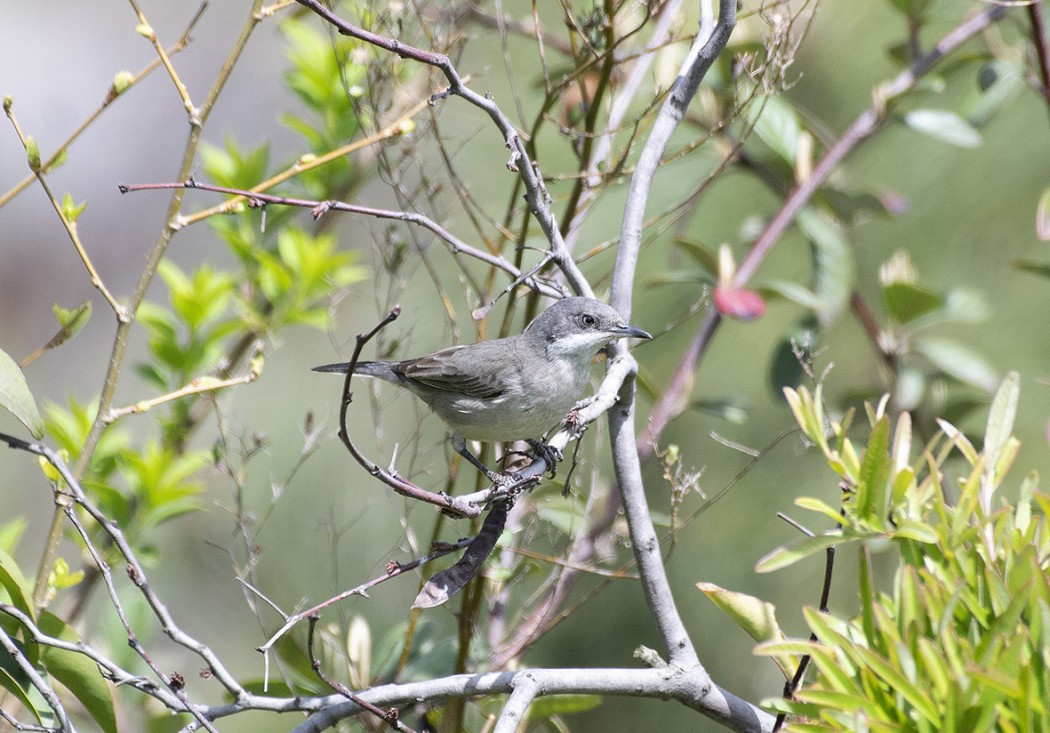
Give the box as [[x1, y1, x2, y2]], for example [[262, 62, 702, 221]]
[[527, 439, 562, 476]]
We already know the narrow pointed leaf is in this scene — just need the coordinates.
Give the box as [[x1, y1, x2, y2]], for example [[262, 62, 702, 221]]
[[0, 348, 44, 437]]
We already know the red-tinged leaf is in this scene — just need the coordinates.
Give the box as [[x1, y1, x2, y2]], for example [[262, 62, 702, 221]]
[[714, 284, 766, 321]]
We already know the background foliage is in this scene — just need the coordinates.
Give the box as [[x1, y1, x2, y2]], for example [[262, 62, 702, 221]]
[[1, 0, 1049, 731]]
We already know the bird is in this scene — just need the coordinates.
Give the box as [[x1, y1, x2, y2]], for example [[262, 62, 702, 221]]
[[314, 296, 652, 481]]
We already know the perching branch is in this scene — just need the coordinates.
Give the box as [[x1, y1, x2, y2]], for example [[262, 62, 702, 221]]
[[608, 0, 737, 676]]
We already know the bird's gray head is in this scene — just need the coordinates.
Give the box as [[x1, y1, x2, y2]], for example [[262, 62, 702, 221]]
[[524, 297, 652, 358]]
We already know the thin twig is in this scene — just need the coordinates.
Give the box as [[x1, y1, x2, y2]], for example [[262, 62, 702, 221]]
[[0, 2, 206, 208], [293, 0, 592, 297], [307, 617, 420, 733], [120, 180, 563, 299], [180, 96, 432, 224], [256, 537, 472, 655]]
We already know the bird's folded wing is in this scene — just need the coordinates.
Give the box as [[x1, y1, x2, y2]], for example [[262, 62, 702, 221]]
[[396, 343, 507, 399]]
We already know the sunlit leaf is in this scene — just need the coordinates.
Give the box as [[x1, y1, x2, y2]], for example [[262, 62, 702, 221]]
[[747, 93, 801, 164], [0, 548, 34, 620], [0, 664, 42, 726], [756, 533, 852, 573], [0, 347, 44, 437], [983, 371, 1019, 471], [903, 109, 981, 148]]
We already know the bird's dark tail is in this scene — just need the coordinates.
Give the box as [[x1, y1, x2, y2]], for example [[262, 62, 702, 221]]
[[312, 362, 352, 374], [312, 361, 398, 382]]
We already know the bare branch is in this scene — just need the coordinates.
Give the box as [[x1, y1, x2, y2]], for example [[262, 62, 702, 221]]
[[120, 179, 565, 299]]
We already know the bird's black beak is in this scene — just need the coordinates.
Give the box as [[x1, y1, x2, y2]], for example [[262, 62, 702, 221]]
[[312, 362, 351, 374], [612, 325, 653, 340]]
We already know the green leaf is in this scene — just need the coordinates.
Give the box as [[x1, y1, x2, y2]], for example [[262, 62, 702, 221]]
[[797, 207, 854, 325], [696, 582, 785, 643], [1038, 187, 1050, 242], [0, 517, 28, 555], [756, 533, 852, 573], [883, 282, 942, 324], [527, 694, 601, 720], [0, 348, 44, 437], [38, 611, 118, 733], [757, 280, 824, 310], [961, 60, 1023, 128], [0, 548, 34, 620], [52, 301, 92, 340], [747, 93, 801, 164], [26, 135, 41, 171], [0, 663, 42, 726], [914, 337, 998, 392], [794, 496, 847, 525], [903, 109, 982, 148], [673, 237, 719, 276], [983, 371, 1019, 473], [850, 645, 940, 725], [855, 416, 891, 522], [60, 193, 87, 223]]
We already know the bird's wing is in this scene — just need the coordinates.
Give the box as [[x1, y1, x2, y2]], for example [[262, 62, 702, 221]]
[[396, 342, 509, 400]]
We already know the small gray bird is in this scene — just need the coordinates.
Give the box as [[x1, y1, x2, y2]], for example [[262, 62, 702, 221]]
[[314, 296, 651, 480]]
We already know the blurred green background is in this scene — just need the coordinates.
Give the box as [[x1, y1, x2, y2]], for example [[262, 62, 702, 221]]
[[1, 1, 1048, 730]]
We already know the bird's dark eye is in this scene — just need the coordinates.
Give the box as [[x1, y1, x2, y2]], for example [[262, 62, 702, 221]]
[[579, 313, 597, 328]]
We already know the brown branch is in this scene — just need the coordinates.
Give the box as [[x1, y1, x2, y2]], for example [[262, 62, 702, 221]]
[[326, 307, 480, 517], [119, 179, 564, 299]]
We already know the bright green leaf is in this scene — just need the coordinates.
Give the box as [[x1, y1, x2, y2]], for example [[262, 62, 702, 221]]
[[26, 136, 41, 171], [756, 533, 851, 573], [747, 93, 801, 164], [0, 347, 44, 437], [0, 663, 42, 726], [60, 193, 87, 223], [855, 415, 891, 522], [526, 694, 602, 720], [696, 582, 786, 644]]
